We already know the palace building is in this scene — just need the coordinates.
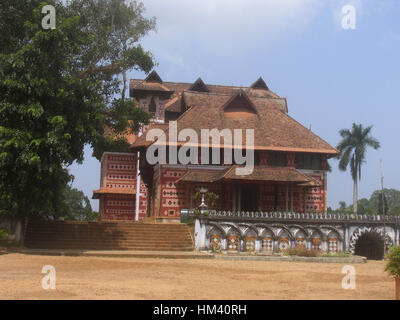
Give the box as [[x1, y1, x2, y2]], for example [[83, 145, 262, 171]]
[[93, 71, 339, 222]]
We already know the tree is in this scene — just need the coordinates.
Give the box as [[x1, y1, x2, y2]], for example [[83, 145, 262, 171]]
[[54, 185, 98, 221], [391, 206, 400, 216], [336, 123, 380, 214], [339, 201, 347, 211], [357, 198, 372, 215], [377, 193, 389, 216], [370, 188, 400, 215], [0, 0, 156, 244]]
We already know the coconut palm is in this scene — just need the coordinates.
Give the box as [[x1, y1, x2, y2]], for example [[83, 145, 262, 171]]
[[336, 123, 380, 214]]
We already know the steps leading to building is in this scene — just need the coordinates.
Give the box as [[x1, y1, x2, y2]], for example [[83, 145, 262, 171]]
[[24, 221, 194, 251]]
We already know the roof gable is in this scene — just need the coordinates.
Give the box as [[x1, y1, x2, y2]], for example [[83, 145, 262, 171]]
[[222, 90, 257, 115], [188, 77, 209, 92], [145, 70, 163, 83], [250, 77, 269, 90], [143, 92, 338, 155]]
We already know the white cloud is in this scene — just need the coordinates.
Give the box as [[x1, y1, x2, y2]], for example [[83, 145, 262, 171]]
[[140, 0, 324, 71]]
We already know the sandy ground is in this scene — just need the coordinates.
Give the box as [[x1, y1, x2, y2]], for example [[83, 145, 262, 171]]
[[0, 253, 395, 300]]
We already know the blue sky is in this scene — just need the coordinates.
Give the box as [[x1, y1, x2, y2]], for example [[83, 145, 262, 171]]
[[69, 0, 400, 211]]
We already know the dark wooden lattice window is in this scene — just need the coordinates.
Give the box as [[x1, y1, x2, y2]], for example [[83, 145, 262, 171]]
[[295, 154, 322, 170], [149, 97, 157, 114], [268, 152, 286, 167]]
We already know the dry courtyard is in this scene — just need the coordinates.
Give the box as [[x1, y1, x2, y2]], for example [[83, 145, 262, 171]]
[[0, 253, 395, 300]]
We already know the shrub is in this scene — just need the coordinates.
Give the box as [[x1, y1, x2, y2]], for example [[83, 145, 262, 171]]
[[322, 252, 351, 258], [283, 247, 321, 257], [211, 241, 221, 253], [0, 229, 9, 246], [385, 246, 400, 278]]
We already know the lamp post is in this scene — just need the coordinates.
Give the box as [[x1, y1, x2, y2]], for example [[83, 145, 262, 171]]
[[199, 186, 208, 213]]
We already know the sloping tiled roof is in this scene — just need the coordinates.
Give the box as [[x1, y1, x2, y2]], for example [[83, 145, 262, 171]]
[[176, 168, 230, 183], [130, 80, 172, 92], [131, 122, 169, 149], [175, 166, 322, 185], [130, 72, 283, 116], [164, 94, 184, 112], [103, 123, 137, 145], [221, 166, 321, 184], [147, 91, 337, 155], [92, 188, 136, 199], [130, 78, 280, 99]]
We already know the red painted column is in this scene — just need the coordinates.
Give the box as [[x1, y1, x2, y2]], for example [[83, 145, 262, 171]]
[[286, 153, 295, 167]]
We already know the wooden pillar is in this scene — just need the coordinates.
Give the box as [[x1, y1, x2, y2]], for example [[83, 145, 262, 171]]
[[232, 184, 237, 212], [238, 185, 242, 212], [290, 182, 294, 212], [189, 184, 193, 208], [285, 183, 289, 213]]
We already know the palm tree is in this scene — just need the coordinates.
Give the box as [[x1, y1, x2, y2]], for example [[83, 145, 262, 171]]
[[336, 123, 380, 214]]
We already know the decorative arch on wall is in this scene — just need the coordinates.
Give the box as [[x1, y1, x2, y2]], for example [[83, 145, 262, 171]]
[[226, 225, 241, 237], [226, 225, 241, 252], [309, 228, 323, 250], [254, 224, 276, 239], [271, 224, 295, 241], [349, 227, 393, 254], [237, 223, 259, 238], [206, 222, 226, 238], [321, 226, 343, 241], [290, 224, 310, 238]]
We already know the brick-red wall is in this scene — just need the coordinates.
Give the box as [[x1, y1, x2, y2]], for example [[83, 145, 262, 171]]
[[159, 168, 187, 218], [104, 194, 135, 220], [101, 153, 137, 220]]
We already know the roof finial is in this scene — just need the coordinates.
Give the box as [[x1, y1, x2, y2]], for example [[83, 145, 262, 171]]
[[250, 76, 269, 90]]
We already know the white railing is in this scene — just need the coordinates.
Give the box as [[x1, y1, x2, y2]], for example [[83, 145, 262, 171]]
[[180, 209, 400, 222]]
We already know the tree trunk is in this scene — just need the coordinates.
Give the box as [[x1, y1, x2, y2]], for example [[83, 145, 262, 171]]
[[122, 69, 127, 100], [353, 177, 358, 214], [7, 217, 25, 246]]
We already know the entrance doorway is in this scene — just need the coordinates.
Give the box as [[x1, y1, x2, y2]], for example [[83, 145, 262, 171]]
[[240, 184, 258, 212], [354, 232, 384, 260]]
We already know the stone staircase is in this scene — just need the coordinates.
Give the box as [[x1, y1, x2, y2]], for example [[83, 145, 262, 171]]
[[24, 220, 194, 251]]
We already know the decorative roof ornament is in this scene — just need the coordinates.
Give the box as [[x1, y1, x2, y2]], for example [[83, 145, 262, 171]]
[[250, 76, 269, 90], [189, 77, 209, 92], [145, 70, 163, 83], [222, 89, 257, 114]]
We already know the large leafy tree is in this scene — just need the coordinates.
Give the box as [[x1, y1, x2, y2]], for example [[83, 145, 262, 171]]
[[336, 123, 380, 214], [54, 185, 98, 221], [0, 0, 155, 241], [370, 188, 400, 215]]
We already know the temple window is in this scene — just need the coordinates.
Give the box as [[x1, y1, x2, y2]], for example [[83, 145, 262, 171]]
[[227, 235, 239, 251], [210, 234, 222, 251], [149, 97, 157, 114], [311, 238, 322, 251], [278, 237, 290, 251], [262, 237, 273, 252], [328, 239, 338, 253], [295, 154, 322, 170], [268, 152, 286, 167], [245, 236, 255, 252], [296, 237, 306, 248]]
